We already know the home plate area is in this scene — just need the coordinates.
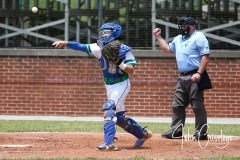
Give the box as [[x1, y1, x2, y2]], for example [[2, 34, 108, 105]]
[[0, 132, 239, 159]]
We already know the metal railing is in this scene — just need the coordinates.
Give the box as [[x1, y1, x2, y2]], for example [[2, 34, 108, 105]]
[[0, 0, 239, 50]]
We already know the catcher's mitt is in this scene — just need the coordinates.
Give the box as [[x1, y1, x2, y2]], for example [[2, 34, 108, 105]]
[[101, 40, 122, 65]]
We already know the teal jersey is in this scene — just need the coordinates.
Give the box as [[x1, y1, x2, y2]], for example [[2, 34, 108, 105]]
[[87, 43, 137, 85]]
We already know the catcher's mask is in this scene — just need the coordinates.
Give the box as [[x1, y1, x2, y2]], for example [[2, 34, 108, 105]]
[[178, 16, 196, 37], [99, 22, 122, 45]]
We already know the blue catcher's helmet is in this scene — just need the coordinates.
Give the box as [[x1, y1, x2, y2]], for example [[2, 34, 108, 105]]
[[99, 22, 122, 45]]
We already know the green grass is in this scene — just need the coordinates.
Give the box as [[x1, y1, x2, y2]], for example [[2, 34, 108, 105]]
[[166, 156, 240, 160], [199, 157, 240, 160], [0, 120, 103, 132], [0, 120, 239, 136]]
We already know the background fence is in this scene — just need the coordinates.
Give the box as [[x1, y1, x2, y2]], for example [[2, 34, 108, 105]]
[[0, 0, 240, 50]]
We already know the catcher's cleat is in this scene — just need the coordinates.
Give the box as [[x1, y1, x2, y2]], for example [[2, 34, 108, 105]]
[[134, 130, 153, 148], [97, 143, 118, 151]]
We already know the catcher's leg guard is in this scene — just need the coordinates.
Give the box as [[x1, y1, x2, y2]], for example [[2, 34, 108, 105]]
[[116, 111, 152, 147], [134, 130, 153, 148], [98, 100, 118, 151]]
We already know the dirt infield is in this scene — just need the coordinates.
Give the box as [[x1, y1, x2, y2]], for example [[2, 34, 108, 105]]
[[0, 132, 239, 159]]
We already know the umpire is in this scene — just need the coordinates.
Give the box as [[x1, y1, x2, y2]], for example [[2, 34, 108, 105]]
[[153, 16, 212, 140]]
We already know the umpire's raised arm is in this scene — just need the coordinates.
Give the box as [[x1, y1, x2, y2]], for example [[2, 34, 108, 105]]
[[153, 28, 173, 54]]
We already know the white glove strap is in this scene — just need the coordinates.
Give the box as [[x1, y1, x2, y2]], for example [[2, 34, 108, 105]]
[[119, 61, 127, 70]]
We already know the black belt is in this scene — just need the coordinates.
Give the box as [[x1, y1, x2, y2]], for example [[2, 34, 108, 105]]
[[180, 69, 198, 76]]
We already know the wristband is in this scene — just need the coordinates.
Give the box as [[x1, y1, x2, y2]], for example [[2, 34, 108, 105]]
[[116, 59, 123, 65], [119, 62, 127, 70]]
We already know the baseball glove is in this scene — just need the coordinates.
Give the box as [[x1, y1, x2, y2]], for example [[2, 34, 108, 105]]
[[101, 40, 123, 65]]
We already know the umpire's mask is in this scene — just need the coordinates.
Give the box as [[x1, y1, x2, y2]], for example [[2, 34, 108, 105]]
[[178, 16, 196, 37]]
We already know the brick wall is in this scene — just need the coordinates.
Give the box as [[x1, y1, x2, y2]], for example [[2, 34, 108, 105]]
[[0, 52, 239, 118]]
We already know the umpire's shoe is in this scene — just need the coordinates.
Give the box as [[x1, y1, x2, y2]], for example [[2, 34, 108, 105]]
[[135, 130, 153, 148], [162, 130, 182, 139], [193, 132, 208, 141], [97, 143, 118, 151]]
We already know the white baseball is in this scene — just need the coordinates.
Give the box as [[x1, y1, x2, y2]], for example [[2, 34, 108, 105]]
[[32, 7, 38, 13]]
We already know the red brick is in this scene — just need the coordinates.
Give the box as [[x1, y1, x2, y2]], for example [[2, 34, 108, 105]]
[[0, 57, 239, 118]]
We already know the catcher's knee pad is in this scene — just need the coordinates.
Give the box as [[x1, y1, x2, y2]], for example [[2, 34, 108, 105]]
[[116, 111, 146, 139], [103, 100, 117, 145], [103, 100, 116, 120]]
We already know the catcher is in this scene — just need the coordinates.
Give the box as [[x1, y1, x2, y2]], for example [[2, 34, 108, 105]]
[[52, 22, 153, 151]]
